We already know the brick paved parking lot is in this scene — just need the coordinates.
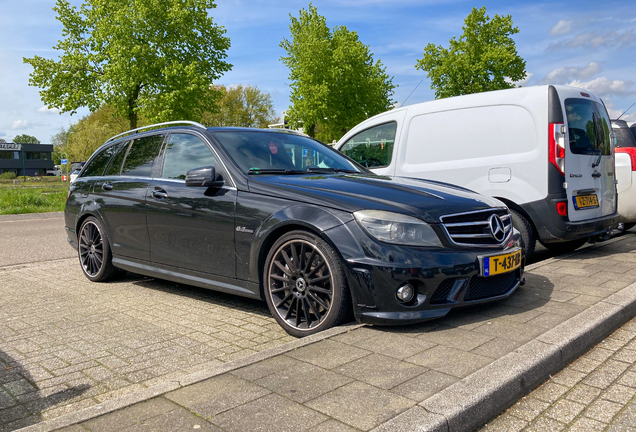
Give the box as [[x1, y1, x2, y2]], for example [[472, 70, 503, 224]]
[[0, 258, 294, 431], [30, 231, 636, 432]]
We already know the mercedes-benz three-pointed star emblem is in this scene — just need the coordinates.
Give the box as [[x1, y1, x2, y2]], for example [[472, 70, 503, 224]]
[[488, 214, 506, 242]]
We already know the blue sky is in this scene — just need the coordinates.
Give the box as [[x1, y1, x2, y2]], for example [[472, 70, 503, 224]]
[[1, 0, 635, 143]]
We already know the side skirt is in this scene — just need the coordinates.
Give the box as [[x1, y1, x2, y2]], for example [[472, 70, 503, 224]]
[[112, 256, 262, 300]]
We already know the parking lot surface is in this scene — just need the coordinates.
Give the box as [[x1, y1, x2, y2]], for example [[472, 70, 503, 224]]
[[7, 228, 634, 432], [0, 258, 294, 431]]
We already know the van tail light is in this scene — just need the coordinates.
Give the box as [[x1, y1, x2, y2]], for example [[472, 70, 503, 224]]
[[556, 201, 567, 216], [616, 147, 636, 171], [549, 122, 566, 175]]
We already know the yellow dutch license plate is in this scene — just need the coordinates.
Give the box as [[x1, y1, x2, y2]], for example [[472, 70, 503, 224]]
[[573, 194, 599, 210], [482, 248, 522, 277]]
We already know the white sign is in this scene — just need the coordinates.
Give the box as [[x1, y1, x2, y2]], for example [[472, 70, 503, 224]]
[[0, 143, 21, 151]]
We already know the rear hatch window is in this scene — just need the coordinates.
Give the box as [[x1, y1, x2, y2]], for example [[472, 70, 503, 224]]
[[565, 99, 612, 156]]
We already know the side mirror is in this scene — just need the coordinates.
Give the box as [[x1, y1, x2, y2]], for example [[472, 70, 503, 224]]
[[185, 166, 224, 188]]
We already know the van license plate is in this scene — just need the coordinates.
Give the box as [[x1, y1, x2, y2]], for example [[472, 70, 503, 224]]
[[481, 248, 521, 277], [573, 194, 599, 210]]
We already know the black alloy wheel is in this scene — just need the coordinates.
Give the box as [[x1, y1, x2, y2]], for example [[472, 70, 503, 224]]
[[78, 217, 123, 282], [264, 231, 351, 337]]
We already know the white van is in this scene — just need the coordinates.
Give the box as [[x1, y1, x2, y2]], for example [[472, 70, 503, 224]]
[[336, 85, 619, 255]]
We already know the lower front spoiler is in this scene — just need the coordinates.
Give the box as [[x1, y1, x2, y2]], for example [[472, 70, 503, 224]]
[[355, 278, 522, 326]]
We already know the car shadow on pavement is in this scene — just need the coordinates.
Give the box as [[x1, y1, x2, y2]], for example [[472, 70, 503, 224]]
[[127, 275, 273, 318], [0, 349, 89, 431]]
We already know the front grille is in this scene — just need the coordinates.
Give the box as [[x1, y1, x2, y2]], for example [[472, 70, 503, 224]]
[[440, 208, 513, 247], [465, 271, 518, 301]]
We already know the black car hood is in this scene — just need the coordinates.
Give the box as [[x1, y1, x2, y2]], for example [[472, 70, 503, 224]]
[[247, 173, 503, 224]]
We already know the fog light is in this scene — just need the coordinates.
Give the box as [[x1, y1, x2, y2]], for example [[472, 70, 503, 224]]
[[396, 284, 415, 303]]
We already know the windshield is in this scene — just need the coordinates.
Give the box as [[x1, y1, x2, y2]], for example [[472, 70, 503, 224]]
[[211, 131, 365, 174], [565, 98, 612, 156]]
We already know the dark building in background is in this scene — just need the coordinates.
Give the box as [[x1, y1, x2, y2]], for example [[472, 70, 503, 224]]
[[0, 143, 54, 176]]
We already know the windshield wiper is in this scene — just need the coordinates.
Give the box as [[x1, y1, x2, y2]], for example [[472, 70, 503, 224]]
[[306, 167, 360, 174], [247, 168, 305, 175]]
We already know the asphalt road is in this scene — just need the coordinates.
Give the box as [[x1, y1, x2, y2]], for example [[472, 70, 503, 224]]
[[0, 212, 76, 267]]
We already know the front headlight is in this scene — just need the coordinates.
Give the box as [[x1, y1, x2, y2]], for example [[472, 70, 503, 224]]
[[353, 210, 442, 247]]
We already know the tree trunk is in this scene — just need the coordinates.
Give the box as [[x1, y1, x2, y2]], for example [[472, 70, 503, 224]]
[[127, 84, 141, 130]]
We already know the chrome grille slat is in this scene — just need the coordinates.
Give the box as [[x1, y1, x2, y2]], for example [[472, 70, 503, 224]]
[[440, 207, 513, 248]]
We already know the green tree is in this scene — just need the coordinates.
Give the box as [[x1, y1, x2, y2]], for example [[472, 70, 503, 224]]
[[13, 134, 41, 144], [415, 6, 527, 99], [24, 0, 232, 130], [0, 138, 6, 143], [280, 4, 395, 142], [202, 85, 278, 128]]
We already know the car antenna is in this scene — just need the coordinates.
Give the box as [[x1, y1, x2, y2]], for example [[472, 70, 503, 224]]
[[401, 79, 423, 106], [617, 103, 635, 120]]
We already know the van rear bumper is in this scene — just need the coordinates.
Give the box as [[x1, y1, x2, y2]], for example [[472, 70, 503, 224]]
[[521, 194, 619, 244]]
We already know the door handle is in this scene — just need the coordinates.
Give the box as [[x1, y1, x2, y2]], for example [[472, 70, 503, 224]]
[[152, 189, 168, 199], [101, 182, 113, 191], [592, 171, 601, 178]]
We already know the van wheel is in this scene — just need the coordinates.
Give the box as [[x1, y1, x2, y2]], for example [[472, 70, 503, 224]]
[[263, 230, 352, 337], [543, 239, 587, 255], [510, 210, 536, 257]]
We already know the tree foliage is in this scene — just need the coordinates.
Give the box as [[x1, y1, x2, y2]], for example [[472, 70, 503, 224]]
[[53, 106, 143, 163], [13, 134, 41, 144], [24, 0, 232, 129], [0, 138, 6, 143], [415, 6, 527, 99], [280, 4, 395, 142], [202, 85, 278, 128]]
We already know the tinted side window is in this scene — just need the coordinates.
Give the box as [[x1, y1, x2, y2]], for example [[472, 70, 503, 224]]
[[81, 145, 118, 177], [121, 135, 164, 177], [105, 141, 130, 176], [565, 99, 611, 156], [614, 127, 636, 148], [162, 134, 216, 180], [340, 122, 396, 168]]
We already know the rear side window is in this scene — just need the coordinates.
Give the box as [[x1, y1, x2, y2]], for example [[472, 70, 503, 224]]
[[340, 122, 396, 168], [104, 141, 130, 176], [614, 126, 636, 148], [81, 145, 119, 177], [121, 135, 165, 177], [565, 99, 612, 156], [161, 134, 216, 180]]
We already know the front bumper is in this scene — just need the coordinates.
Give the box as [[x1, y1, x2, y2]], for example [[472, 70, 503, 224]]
[[324, 221, 525, 326]]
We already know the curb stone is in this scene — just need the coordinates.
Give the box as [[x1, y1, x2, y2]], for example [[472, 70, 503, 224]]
[[372, 282, 636, 432]]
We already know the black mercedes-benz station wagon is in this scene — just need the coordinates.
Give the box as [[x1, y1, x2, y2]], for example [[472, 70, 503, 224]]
[[65, 121, 525, 337]]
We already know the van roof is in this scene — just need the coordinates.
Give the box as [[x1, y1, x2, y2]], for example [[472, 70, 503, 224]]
[[363, 85, 603, 124]]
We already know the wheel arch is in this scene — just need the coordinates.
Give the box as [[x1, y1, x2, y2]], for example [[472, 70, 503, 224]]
[[493, 196, 538, 236]]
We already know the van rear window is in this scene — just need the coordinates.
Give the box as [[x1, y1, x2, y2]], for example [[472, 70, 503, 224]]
[[614, 126, 636, 148], [565, 99, 611, 156]]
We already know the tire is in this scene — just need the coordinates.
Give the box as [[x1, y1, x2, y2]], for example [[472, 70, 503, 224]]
[[78, 217, 125, 282], [543, 238, 588, 255], [263, 230, 352, 337], [510, 210, 536, 257]]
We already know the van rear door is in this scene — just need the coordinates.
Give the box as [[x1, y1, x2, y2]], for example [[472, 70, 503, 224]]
[[561, 90, 616, 222]]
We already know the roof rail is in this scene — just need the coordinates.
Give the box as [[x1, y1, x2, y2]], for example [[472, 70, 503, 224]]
[[106, 121, 207, 143]]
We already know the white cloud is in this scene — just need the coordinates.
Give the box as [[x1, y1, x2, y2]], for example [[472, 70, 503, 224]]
[[567, 77, 636, 97], [544, 62, 602, 84], [37, 106, 60, 114], [549, 19, 572, 35], [11, 120, 30, 130], [547, 29, 636, 52]]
